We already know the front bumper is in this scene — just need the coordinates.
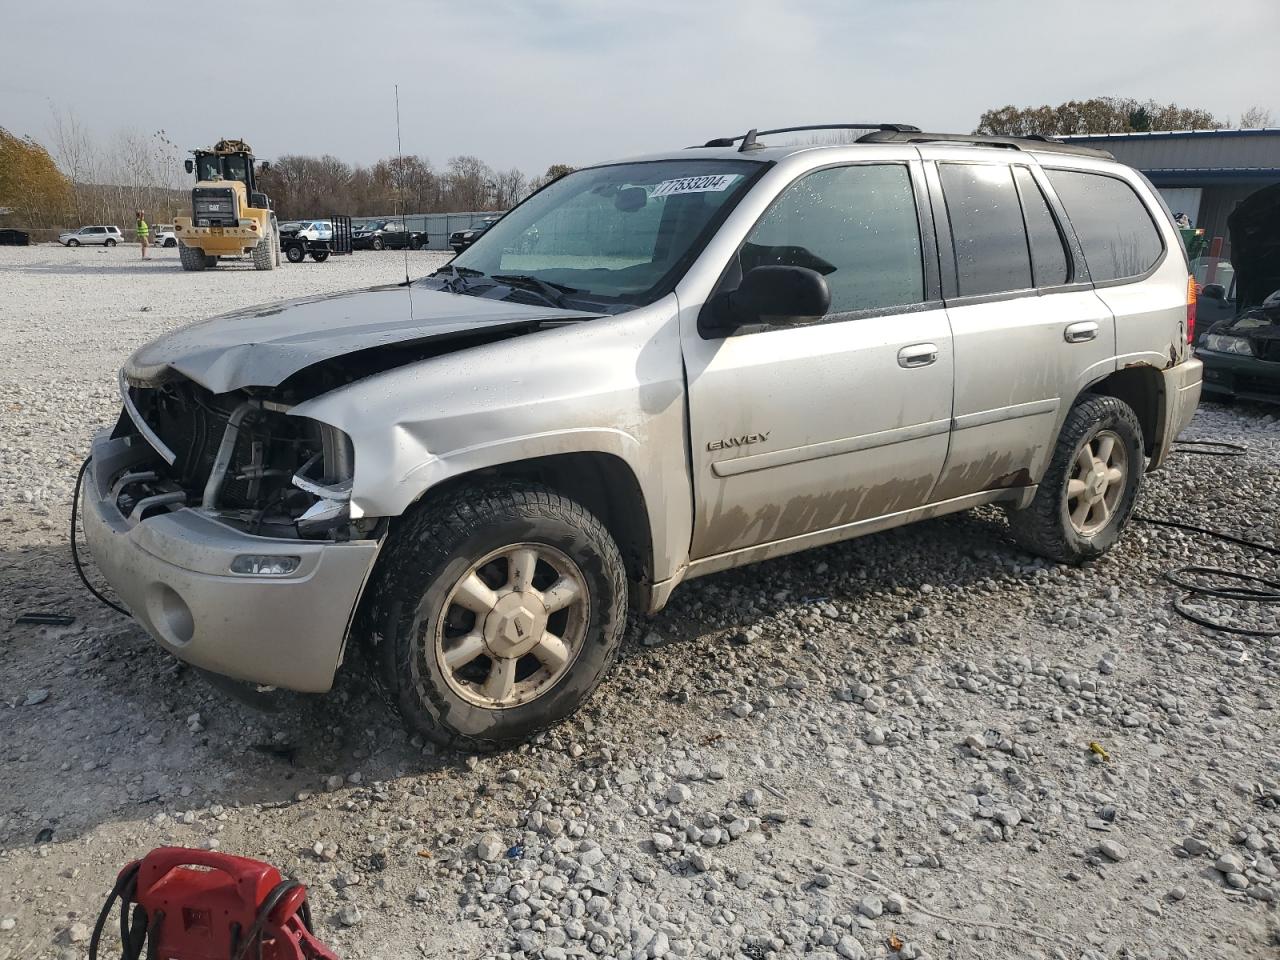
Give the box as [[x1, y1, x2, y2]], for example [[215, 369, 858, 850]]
[[83, 434, 380, 693], [1198, 349, 1280, 404]]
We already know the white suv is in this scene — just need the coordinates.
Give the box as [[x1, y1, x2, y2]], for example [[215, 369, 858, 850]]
[[59, 225, 124, 246], [84, 124, 1202, 749]]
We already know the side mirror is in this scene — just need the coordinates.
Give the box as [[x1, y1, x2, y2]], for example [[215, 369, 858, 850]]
[[183, 159, 194, 174], [724, 266, 831, 327], [1201, 283, 1226, 301]]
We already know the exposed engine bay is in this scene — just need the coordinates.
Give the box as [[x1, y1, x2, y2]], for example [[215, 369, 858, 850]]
[[111, 375, 372, 541]]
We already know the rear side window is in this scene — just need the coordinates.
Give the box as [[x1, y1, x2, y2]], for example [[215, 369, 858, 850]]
[[1013, 167, 1069, 287], [740, 163, 924, 315], [1045, 169, 1163, 282], [939, 163, 1032, 297]]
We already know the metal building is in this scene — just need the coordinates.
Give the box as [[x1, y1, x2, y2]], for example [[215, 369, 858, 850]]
[[1061, 129, 1280, 258]]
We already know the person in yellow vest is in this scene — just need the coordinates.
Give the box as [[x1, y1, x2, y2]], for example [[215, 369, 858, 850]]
[[135, 210, 150, 260]]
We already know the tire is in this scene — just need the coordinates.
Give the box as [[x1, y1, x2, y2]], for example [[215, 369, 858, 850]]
[[1007, 395, 1144, 564], [105, 239, 117, 247], [178, 242, 206, 271], [371, 237, 383, 251], [251, 226, 276, 271], [364, 482, 628, 751], [451, 245, 465, 254], [285, 245, 305, 264], [67, 239, 80, 247], [409, 237, 421, 250], [164, 238, 177, 248], [204, 254, 219, 268], [311, 251, 329, 262]]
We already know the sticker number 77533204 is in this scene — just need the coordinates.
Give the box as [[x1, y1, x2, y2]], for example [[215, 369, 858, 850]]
[[650, 174, 740, 198]]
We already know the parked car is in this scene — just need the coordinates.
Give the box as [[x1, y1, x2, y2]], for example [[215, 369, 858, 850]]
[[0, 228, 30, 246], [59, 225, 124, 247], [295, 220, 333, 242], [277, 221, 302, 240], [353, 219, 424, 251], [449, 216, 500, 253], [152, 224, 178, 248], [280, 215, 353, 263], [84, 124, 1201, 750], [1195, 182, 1280, 402]]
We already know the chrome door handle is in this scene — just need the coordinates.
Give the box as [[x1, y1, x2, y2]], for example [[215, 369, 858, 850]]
[[898, 343, 938, 368], [1064, 321, 1099, 344]]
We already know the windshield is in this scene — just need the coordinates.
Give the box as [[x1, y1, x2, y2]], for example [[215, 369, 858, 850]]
[[430, 159, 763, 309], [195, 154, 250, 183]]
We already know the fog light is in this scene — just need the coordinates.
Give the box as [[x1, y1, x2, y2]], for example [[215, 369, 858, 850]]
[[230, 555, 301, 576]]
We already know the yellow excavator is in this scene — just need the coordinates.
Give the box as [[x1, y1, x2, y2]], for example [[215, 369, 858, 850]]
[[174, 139, 278, 271]]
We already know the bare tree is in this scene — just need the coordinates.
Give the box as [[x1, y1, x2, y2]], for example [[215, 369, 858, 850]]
[[1238, 105, 1274, 129]]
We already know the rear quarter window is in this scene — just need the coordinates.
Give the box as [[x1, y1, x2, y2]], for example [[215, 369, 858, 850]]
[[1045, 169, 1164, 282]]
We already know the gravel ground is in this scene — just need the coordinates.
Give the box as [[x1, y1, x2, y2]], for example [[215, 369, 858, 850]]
[[1, 245, 1278, 960]]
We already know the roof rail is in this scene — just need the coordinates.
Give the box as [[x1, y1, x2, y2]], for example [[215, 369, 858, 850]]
[[699, 123, 921, 151], [855, 129, 1114, 159]]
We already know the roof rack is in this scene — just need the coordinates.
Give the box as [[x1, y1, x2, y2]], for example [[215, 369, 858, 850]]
[[699, 123, 921, 152], [855, 129, 1114, 159]]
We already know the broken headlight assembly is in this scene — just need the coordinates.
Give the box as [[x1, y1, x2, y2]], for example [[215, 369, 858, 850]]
[[115, 379, 370, 541]]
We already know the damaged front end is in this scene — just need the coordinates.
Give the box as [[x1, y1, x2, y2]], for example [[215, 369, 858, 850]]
[[114, 370, 375, 543]]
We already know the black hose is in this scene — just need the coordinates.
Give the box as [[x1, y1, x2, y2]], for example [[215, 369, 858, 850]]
[[1133, 438, 1280, 637], [71, 457, 130, 617], [89, 862, 142, 960], [231, 879, 307, 960]]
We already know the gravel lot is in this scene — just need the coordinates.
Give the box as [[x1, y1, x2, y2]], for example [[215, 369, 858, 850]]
[[1, 245, 1278, 960]]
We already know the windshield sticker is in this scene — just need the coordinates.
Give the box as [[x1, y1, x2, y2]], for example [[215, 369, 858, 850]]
[[651, 174, 740, 198]]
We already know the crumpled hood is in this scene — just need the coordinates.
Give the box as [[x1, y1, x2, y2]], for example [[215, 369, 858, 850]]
[[125, 284, 599, 394]]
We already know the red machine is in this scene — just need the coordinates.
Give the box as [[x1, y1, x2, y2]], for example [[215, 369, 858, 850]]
[[89, 848, 339, 960]]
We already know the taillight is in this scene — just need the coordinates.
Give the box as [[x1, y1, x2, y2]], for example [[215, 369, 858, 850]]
[[1186, 274, 1197, 344]]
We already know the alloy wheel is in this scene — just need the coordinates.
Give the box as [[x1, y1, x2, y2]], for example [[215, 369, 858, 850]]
[[1066, 429, 1127, 535], [432, 543, 589, 708]]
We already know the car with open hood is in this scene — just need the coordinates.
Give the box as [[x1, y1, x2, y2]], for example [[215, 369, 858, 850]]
[[82, 123, 1202, 749], [1195, 183, 1280, 403]]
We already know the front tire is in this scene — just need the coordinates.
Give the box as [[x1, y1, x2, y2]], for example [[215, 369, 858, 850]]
[[371, 237, 384, 251], [67, 239, 80, 247], [178, 242, 206, 271], [365, 483, 628, 751], [1007, 395, 1144, 563], [285, 245, 305, 263]]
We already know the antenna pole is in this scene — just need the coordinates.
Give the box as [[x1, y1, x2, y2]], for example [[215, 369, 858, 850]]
[[395, 84, 411, 288]]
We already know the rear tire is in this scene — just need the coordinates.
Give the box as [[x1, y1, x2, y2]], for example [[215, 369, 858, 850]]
[[251, 226, 276, 271], [105, 239, 117, 247], [164, 238, 177, 248], [311, 251, 329, 262], [1007, 395, 1144, 563], [178, 242, 206, 271], [363, 482, 628, 751]]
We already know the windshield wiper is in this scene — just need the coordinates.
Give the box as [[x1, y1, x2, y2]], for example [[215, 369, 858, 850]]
[[429, 264, 487, 293], [490, 274, 580, 309]]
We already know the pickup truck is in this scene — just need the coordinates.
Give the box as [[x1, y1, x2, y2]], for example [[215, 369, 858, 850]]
[[83, 124, 1201, 750]]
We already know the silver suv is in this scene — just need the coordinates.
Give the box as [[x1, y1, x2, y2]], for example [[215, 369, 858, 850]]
[[83, 124, 1203, 749]]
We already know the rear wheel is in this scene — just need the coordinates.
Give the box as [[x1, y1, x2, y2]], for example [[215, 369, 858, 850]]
[[105, 238, 117, 247], [311, 250, 329, 262], [365, 483, 628, 750], [251, 226, 276, 271], [164, 238, 177, 248], [178, 243, 206, 271], [1007, 395, 1144, 563], [285, 245, 305, 264]]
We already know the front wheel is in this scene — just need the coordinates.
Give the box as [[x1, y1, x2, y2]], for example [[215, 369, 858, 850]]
[[178, 243, 206, 271], [1007, 395, 1144, 563], [365, 483, 628, 751], [371, 237, 383, 251], [285, 245, 305, 263], [67, 239, 80, 247]]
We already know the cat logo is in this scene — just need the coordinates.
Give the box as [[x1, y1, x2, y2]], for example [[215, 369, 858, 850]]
[[707, 432, 770, 452]]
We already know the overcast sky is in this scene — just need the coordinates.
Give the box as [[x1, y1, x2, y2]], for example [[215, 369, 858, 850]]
[[3, 0, 1277, 175]]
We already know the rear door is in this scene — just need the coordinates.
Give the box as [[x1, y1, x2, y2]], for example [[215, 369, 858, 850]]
[[682, 159, 954, 558], [922, 151, 1116, 500]]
